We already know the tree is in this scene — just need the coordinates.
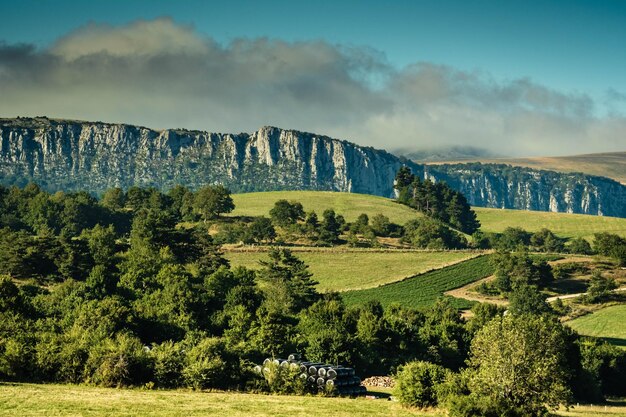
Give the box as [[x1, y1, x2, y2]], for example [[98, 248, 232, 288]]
[[568, 237, 593, 255], [497, 227, 531, 251], [594, 233, 626, 266], [298, 295, 355, 366], [508, 284, 552, 316], [350, 213, 369, 234], [246, 217, 276, 243], [319, 209, 340, 244], [370, 213, 391, 237], [83, 224, 117, 267], [468, 314, 572, 416], [193, 185, 234, 221], [269, 200, 304, 227], [530, 228, 565, 253], [100, 188, 126, 211], [257, 249, 319, 313], [168, 185, 195, 221], [584, 271, 618, 304]]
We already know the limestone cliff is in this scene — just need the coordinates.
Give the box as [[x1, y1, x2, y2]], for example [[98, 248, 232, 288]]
[[0, 117, 624, 217]]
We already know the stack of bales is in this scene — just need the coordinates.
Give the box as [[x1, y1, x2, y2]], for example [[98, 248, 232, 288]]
[[255, 354, 367, 396]]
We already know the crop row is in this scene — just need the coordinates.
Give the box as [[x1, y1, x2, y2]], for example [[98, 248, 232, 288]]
[[341, 255, 494, 309]]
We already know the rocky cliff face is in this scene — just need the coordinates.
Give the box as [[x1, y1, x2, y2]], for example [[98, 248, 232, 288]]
[[1, 117, 624, 217], [423, 163, 626, 218], [0, 117, 406, 197]]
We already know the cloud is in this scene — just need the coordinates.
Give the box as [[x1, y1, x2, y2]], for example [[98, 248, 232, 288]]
[[0, 18, 623, 156]]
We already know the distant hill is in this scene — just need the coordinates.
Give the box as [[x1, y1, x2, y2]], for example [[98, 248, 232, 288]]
[[423, 152, 626, 185]]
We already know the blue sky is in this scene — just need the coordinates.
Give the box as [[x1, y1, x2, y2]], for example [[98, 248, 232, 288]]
[[0, 0, 624, 155]]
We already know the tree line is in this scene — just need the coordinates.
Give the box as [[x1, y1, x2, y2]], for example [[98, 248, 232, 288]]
[[394, 166, 480, 234]]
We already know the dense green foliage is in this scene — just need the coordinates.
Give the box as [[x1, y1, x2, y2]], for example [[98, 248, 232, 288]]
[[1, 183, 625, 415], [395, 166, 480, 234], [393, 361, 449, 408], [0, 184, 484, 390]]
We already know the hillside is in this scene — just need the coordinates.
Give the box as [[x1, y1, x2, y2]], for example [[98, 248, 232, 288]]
[[475, 207, 626, 240], [231, 191, 626, 239], [423, 152, 626, 185], [231, 191, 421, 223], [566, 304, 626, 348], [1, 117, 625, 217]]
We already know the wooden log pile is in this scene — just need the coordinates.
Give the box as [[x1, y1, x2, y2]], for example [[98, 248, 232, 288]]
[[255, 353, 367, 396], [361, 376, 395, 388]]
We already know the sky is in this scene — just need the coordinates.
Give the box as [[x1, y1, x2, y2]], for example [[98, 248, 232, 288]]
[[0, 0, 625, 156]]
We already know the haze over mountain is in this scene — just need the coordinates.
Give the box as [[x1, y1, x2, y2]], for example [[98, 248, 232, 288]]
[[421, 152, 626, 185]]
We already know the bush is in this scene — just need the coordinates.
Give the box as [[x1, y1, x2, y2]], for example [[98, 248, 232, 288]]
[[150, 340, 185, 388], [394, 361, 448, 408], [84, 332, 150, 387], [182, 337, 240, 389], [259, 360, 309, 395]]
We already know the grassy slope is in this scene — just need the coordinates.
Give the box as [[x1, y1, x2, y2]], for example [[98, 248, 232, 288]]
[[475, 207, 626, 240], [423, 151, 626, 184], [341, 255, 494, 310], [566, 304, 626, 348], [231, 191, 422, 224], [231, 190, 626, 240], [0, 383, 427, 417], [225, 249, 479, 292]]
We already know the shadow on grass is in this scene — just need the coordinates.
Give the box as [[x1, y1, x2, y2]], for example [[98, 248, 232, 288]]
[[600, 337, 626, 348]]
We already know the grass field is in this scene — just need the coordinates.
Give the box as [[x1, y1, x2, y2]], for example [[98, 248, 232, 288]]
[[231, 190, 626, 240], [225, 249, 479, 292], [475, 207, 626, 240], [231, 191, 422, 224], [1, 383, 624, 417], [556, 401, 626, 417], [566, 304, 626, 348], [0, 383, 428, 417], [341, 255, 494, 309]]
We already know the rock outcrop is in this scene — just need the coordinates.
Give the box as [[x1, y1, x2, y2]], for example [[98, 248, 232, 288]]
[[1, 117, 624, 217]]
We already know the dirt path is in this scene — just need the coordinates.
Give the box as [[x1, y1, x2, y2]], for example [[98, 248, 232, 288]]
[[445, 275, 509, 306], [546, 286, 626, 302], [549, 256, 594, 265]]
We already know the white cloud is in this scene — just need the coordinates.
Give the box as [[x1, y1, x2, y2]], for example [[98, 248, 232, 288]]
[[0, 18, 623, 156]]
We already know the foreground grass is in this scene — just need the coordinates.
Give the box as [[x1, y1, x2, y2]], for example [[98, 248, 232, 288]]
[[475, 207, 626, 240], [0, 383, 428, 417], [556, 400, 626, 417], [342, 255, 493, 309], [225, 249, 478, 292], [231, 191, 421, 224], [566, 304, 626, 348]]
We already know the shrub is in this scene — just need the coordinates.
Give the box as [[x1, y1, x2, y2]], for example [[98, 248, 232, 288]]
[[85, 332, 150, 387], [259, 360, 309, 395], [182, 337, 240, 389], [394, 360, 448, 408], [150, 340, 185, 388]]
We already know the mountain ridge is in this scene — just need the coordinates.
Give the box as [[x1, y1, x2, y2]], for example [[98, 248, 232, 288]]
[[1, 117, 624, 218]]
